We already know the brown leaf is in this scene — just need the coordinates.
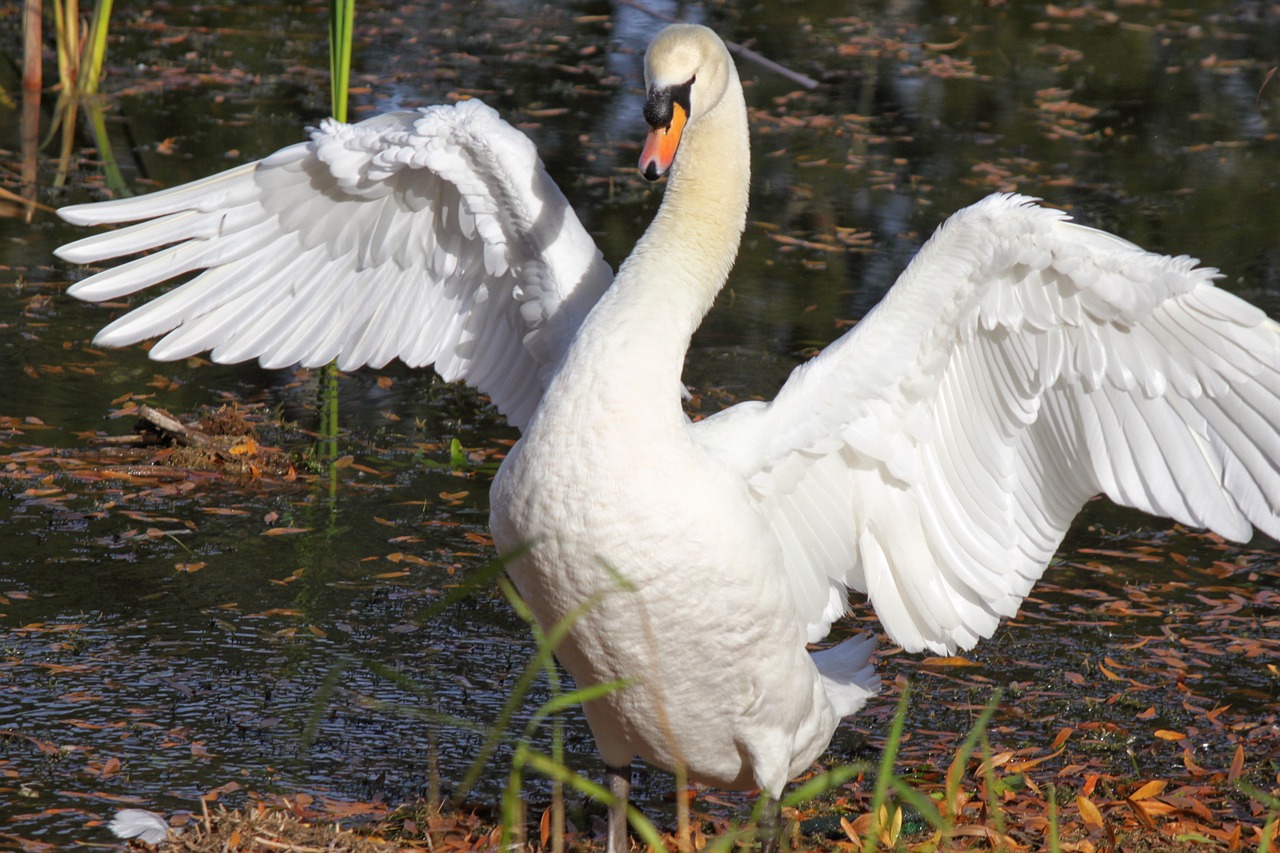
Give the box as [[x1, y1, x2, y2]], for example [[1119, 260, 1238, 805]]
[[1227, 744, 1245, 783], [1007, 746, 1065, 773]]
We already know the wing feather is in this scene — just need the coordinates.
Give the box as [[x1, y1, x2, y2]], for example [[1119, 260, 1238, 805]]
[[57, 100, 613, 429], [697, 193, 1280, 652]]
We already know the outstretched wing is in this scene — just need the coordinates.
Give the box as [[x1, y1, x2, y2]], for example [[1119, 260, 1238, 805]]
[[696, 193, 1280, 653], [56, 99, 613, 430]]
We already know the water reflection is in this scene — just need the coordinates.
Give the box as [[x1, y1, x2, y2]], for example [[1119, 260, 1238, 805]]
[[1, 0, 1278, 845]]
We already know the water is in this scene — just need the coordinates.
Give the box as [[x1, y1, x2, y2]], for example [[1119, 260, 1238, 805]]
[[1, 0, 1278, 845]]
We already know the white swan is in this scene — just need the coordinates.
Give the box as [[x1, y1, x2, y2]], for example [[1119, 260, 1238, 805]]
[[56, 23, 1280, 850]]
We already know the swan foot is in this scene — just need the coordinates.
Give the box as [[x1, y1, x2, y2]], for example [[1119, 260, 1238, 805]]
[[757, 794, 781, 853], [605, 764, 631, 853]]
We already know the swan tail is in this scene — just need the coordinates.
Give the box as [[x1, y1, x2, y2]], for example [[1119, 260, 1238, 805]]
[[810, 632, 880, 718]]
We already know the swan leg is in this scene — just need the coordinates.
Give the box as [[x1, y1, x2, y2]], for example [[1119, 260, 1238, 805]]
[[605, 763, 631, 853], [758, 793, 781, 853]]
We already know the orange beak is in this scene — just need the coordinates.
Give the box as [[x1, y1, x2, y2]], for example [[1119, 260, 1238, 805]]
[[639, 101, 689, 181]]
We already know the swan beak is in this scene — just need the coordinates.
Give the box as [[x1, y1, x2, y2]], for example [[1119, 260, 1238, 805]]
[[639, 102, 688, 181], [639, 80, 693, 181]]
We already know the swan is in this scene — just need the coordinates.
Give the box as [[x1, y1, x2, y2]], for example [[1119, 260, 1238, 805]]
[[55, 23, 1280, 851]]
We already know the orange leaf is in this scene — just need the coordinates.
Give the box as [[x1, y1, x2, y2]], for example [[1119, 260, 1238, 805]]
[[1125, 797, 1156, 830], [228, 438, 258, 456], [921, 655, 981, 666], [1154, 729, 1185, 741], [1128, 780, 1167, 800], [1076, 795, 1104, 828], [1135, 799, 1179, 816], [539, 806, 551, 847], [840, 815, 867, 850], [1182, 748, 1210, 776]]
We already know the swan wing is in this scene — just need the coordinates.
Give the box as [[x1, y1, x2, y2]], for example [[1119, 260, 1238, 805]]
[[696, 193, 1280, 653], [56, 100, 612, 429]]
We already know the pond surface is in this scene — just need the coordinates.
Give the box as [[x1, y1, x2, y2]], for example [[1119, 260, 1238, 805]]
[[1, 0, 1279, 847]]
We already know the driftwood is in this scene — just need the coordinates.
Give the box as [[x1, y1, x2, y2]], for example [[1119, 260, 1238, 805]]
[[136, 404, 216, 447], [87, 404, 217, 448]]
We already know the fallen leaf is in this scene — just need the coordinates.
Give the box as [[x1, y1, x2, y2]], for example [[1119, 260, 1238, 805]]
[[1076, 794, 1104, 828]]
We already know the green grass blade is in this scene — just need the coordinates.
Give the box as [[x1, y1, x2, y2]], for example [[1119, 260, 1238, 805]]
[[529, 678, 633, 726], [81, 0, 113, 97], [457, 577, 603, 795], [328, 0, 355, 122], [781, 763, 873, 807], [300, 657, 354, 747], [861, 684, 911, 853], [523, 750, 665, 850], [887, 775, 943, 830]]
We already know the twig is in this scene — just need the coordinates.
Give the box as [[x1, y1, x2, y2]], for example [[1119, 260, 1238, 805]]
[[1258, 66, 1277, 110], [617, 0, 819, 90], [0, 185, 56, 214]]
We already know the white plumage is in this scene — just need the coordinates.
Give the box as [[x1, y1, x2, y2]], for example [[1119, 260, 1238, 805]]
[[108, 808, 170, 844], [57, 23, 1280, 850]]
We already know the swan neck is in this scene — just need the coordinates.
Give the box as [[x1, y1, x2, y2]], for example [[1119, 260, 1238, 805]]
[[545, 64, 750, 421], [606, 74, 751, 363]]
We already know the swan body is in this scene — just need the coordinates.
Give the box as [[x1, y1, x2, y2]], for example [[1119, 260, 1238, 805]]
[[56, 22, 1280, 847]]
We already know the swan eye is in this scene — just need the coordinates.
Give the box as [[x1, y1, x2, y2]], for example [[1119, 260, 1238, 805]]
[[642, 77, 695, 132]]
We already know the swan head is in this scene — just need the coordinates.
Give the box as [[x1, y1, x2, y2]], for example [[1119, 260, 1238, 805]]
[[639, 24, 736, 181]]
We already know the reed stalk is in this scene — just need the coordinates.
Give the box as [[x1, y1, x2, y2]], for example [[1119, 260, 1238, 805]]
[[317, 0, 357, 466]]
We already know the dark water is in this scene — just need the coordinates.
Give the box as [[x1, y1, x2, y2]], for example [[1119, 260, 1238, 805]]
[[1, 0, 1278, 845]]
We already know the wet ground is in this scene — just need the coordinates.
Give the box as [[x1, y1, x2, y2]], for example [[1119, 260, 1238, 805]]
[[1, 0, 1278, 848]]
